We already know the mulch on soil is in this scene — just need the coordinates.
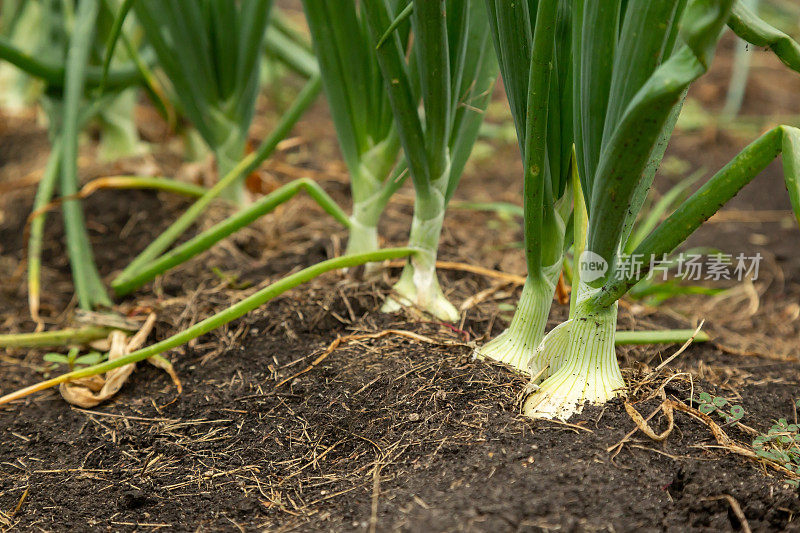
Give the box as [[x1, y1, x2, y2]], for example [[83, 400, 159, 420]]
[[1, 280, 798, 531]]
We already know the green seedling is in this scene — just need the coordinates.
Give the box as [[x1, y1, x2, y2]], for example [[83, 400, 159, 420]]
[[752, 400, 800, 487], [695, 391, 746, 425], [44, 348, 105, 371]]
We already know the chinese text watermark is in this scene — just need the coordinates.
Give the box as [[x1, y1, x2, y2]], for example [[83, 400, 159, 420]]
[[579, 252, 763, 282]]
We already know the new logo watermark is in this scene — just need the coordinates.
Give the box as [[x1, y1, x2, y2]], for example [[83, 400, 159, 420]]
[[578, 251, 608, 283]]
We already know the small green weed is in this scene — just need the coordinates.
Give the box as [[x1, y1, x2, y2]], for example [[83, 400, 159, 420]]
[[44, 347, 105, 371], [696, 392, 745, 425], [752, 400, 800, 487]]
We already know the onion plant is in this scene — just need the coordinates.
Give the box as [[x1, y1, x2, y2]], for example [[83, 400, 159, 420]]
[[363, 0, 498, 321], [474, 0, 574, 370], [507, 0, 800, 420], [56, 0, 115, 312], [301, 0, 406, 258], [131, 0, 290, 203], [0, 0, 159, 317], [1, 0, 145, 156], [110, 2, 325, 295]]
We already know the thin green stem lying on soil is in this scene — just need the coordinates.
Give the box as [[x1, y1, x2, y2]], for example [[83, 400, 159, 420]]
[[79, 176, 208, 198], [112, 178, 351, 296], [112, 75, 322, 291], [0, 248, 417, 406], [614, 329, 710, 345], [0, 326, 123, 349]]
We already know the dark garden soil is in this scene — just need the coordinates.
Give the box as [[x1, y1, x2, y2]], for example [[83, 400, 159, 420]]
[[1, 31, 799, 533]]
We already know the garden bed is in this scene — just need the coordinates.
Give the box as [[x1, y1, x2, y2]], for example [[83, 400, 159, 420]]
[[1, 35, 799, 532]]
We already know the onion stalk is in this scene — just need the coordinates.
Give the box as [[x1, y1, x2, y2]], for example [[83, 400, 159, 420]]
[[363, 0, 498, 321], [301, 0, 407, 261], [475, 0, 574, 369], [59, 0, 113, 311]]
